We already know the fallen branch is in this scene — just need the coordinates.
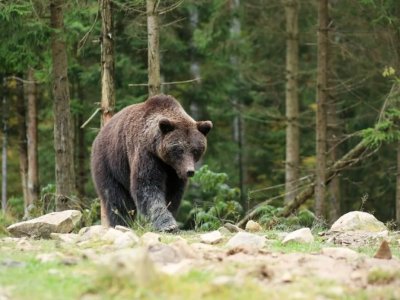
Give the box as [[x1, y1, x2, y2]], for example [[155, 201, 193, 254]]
[[237, 139, 370, 227], [128, 77, 201, 87], [80, 108, 101, 128]]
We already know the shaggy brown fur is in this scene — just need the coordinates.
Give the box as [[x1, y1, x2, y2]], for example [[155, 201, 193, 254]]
[[91, 94, 212, 231]]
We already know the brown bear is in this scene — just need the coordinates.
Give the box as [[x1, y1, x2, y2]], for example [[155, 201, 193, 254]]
[[91, 94, 212, 232]]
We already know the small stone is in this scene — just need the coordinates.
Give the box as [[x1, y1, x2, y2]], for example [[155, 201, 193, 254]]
[[281, 272, 293, 283], [115, 225, 133, 233], [321, 247, 359, 260], [171, 239, 199, 259], [373, 240, 392, 260], [245, 220, 262, 232], [36, 253, 64, 263], [101, 228, 125, 243], [0, 259, 26, 268], [16, 239, 35, 251], [200, 231, 223, 244], [226, 232, 266, 250], [212, 276, 236, 286], [147, 243, 182, 264], [78, 225, 108, 242], [330, 211, 387, 233], [224, 223, 243, 233], [98, 248, 158, 284], [50, 233, 79, 244], [141, 232, 162, 246], [282, 228, 314, 244], [7, 210, 82, 238], [113, 231, 139, 248], [218, 227, 231, 235]]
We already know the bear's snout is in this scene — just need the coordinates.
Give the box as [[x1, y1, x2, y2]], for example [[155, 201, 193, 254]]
[[187, 170, 195, 177]]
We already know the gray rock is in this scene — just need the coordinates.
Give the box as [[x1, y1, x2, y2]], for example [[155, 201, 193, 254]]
[[7, 210, 82, 238], [200, 230, 223, 244], [140, 232, 162, 246], [226, 232, 266, 249], [245, 220, 262, 232], [113, 231, 140, 248], [282, 228, 314, 244], [98, 248, 158, 284], [321, 247, 359, 260], [224, 223, 243, 233], [147, 243, 182, 264], [330, 211, 387, 233], [78, 225, 109, 242], [115, 225, 132, 233], [218, 227, 231, 235], [101, 228, 126, 243]]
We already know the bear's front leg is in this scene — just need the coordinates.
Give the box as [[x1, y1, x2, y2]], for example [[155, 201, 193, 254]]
[[131, 155, 179, 232]]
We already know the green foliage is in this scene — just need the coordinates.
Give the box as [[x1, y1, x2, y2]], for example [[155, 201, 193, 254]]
[[0, 211, 15, 236], [361, 109, 400, 148], [178, 165, 242, 231], [7, 196, 24, 219], [81, 198, 101, 227], [257, 206, 316, 231]]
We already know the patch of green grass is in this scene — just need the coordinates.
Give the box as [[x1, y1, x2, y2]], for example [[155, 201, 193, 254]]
[[86, 268, 269, 300], [0, 256, 94, 300], [269, 239, 325, 253], [367, 268, 400, 285], [355, 241, 400, 258]]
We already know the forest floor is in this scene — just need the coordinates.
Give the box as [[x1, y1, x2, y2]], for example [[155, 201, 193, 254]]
[[0, 229, 400, 300]]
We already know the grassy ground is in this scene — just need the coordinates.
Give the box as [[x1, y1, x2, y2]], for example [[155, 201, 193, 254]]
[[1, 230, 399, 300]]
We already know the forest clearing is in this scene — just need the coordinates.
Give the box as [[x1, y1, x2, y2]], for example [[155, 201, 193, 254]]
[[1, 210, 400, 300], [1, 0, 400, 299]]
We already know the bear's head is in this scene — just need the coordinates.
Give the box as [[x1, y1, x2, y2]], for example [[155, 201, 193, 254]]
[[157, 118, 212, 179]]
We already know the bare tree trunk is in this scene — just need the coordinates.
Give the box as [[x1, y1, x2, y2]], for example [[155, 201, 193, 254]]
[[327, 97, 340, 223], [315, 0, 329, 218], [15, 78, 29, 211], [283, 0, 300, 203], [99, 0, 116, 226], [101, 0, 115, 126], [75, 80, 86, 199], [189, 5, 201, 119], [26, 68, 39, 216], [1, 78, 9, 212], [147, 0, 161, 96], [50, 0, 76, 211]]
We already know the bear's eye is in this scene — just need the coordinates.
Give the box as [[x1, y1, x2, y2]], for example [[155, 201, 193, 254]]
[[172, 146, 184, 156]]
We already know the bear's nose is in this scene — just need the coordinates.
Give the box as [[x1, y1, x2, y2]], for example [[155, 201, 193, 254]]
[[187, 170, 195, 177]]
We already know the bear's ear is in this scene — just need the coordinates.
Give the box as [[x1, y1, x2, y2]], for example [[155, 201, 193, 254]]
[[197, 121, 213, 136], [159, 118, 175, 134]]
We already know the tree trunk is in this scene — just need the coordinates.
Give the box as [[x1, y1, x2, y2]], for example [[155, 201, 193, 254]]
[[100, 0, 116, 226], [50, 0, 76, 211], [101, 0, 115, 126], [75, 80, 86, 199], [147, 0, 161, 96], [327, 95, 341, 223], [1, 78, 9, 212], [283, 0, 300, 204], [315, 0, 329, 218], [15, 78, 29, 212], [26, 67, 39, 216], [189, 5, 201, 119]]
